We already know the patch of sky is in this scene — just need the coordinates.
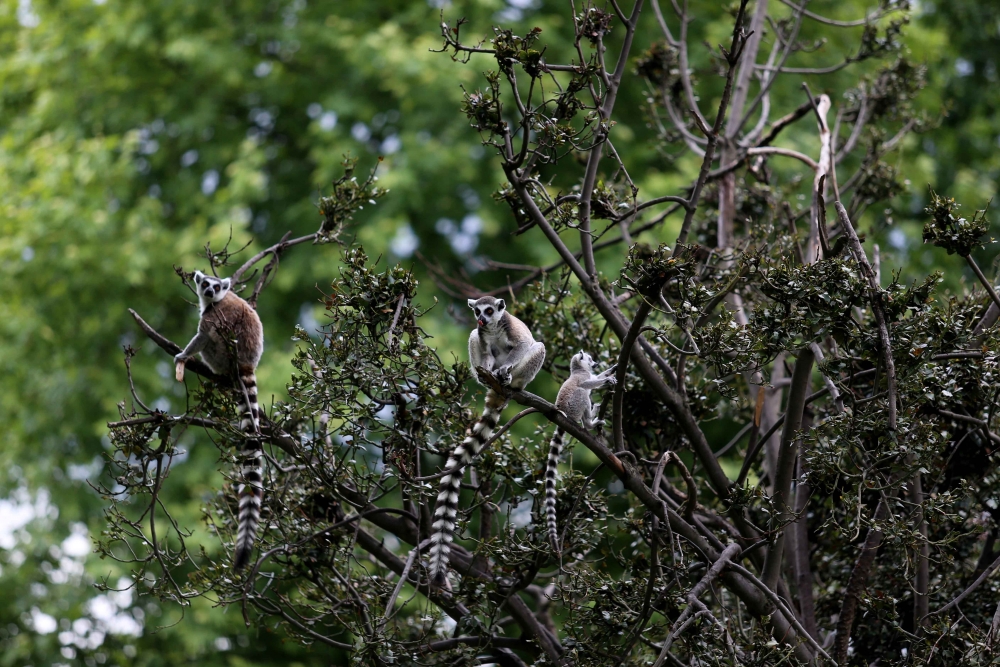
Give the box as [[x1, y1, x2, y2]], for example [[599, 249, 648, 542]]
[[352, 123, 371, 142], [497, 0, 539, 22], [390, 224, 419, 258], [180, 149, 199, 167], [202, 169, 220, 195], [0, 486, 56, 550], [298, 302, 322, 337], [381, 134, 402, 154], [508, 499, 533, 528], [888, 228, 907, 250], [17, 0, 40, 27], [320, 111, 338, 131], [436, 215, 482, 255]]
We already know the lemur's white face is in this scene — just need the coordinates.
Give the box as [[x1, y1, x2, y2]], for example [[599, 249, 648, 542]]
[[467, 297, 506, 328], [570, 351, 595, 373], [193, 271, 231, 303]]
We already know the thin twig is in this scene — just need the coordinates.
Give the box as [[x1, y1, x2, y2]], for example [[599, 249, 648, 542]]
[[232, 232, 319, 284], [379, 538, 432, 631], [652, 544, 742, 667], [727, 561, 835, 664], [835, 202, 897, 431], [673, 0, 751, 252], [965, 255, 1000, 313], [386, 293, 407, 351]]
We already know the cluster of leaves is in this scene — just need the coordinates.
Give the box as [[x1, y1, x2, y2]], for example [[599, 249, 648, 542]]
[[922, 190, 990, 256], [317, 157, 389, 241], [493, 27, 545, 78], [635, 41, 681, 91]]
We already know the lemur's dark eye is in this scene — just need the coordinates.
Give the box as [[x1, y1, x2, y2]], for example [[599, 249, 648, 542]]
[[474, 309, 480, 316], [485, 308, 493, 315]]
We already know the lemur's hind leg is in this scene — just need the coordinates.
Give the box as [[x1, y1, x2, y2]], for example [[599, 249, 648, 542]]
[[584, 402, 605, 430], [581, 371, 614, 429], [502, 341, 546, 390]]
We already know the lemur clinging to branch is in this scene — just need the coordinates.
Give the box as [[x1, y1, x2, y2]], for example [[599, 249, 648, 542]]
[[545, 351, 616, 554], [426, 296, 546, 585], [174, 270, 264, 570]]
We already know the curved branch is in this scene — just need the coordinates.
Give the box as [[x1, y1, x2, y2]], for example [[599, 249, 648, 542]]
[[231, 232, 319, 284], [746, 146, 818, 170], [926, 550, 1000, 619]]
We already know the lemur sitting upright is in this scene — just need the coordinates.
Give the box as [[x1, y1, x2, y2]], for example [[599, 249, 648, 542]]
[[427, 296, 546, 585], [545, 351, 616, 554], [173, 270, 264, 570]]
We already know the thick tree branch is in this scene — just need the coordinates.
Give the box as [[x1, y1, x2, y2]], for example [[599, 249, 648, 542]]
[[761, 347, 815, 591], [834, 497, 891, 664]]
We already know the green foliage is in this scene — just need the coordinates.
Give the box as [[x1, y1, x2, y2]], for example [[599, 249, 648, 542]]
[[922, 190, 990, 256], [317, 156, 389, 241]]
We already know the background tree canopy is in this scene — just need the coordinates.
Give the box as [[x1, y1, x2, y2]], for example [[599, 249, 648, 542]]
[[2, 0, 1000, 665]]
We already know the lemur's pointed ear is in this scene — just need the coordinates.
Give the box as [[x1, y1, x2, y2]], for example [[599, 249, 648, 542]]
[[220, 278, 232, 291], [496, 299, 506, 311], [467, 299, 477, 309], [193, 270, 205, 284]]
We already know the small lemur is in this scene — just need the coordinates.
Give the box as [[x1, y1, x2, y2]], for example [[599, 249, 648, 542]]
[[426, 296, 546, 585], [174, 270, 265, 570], [545, 351, 616, 553]]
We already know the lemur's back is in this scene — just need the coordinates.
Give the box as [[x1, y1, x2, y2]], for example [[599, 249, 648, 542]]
[[199, 292, 263, 375]]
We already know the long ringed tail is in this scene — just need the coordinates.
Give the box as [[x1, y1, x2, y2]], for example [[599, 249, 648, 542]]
[[234, 363, 262, 570], [427, 388, 507, 584], [545, 427, 565, 553]]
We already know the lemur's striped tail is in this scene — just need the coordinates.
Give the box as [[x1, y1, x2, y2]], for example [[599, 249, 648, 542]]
[[545, 427, 565, 553], [233, 364, 262, 570], [427, 389, 507, 584]]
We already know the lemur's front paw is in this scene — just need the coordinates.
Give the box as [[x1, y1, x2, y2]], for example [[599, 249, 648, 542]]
[[173, 356, 188, 382], [592, 419, 606, 429], [492, 365, 513, 387], [605, 375, 618, 386]]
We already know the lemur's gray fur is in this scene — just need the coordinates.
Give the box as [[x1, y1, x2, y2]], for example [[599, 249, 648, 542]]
[[427, 296, 546, 584], [174, 270, 264, 571], [546, 351, 616, 553]]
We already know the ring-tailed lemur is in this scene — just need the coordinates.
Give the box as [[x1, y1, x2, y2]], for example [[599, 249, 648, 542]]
[[174, 270, 264, 570], [545, 351, 616, 553], [426, 296, 546, 585]]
